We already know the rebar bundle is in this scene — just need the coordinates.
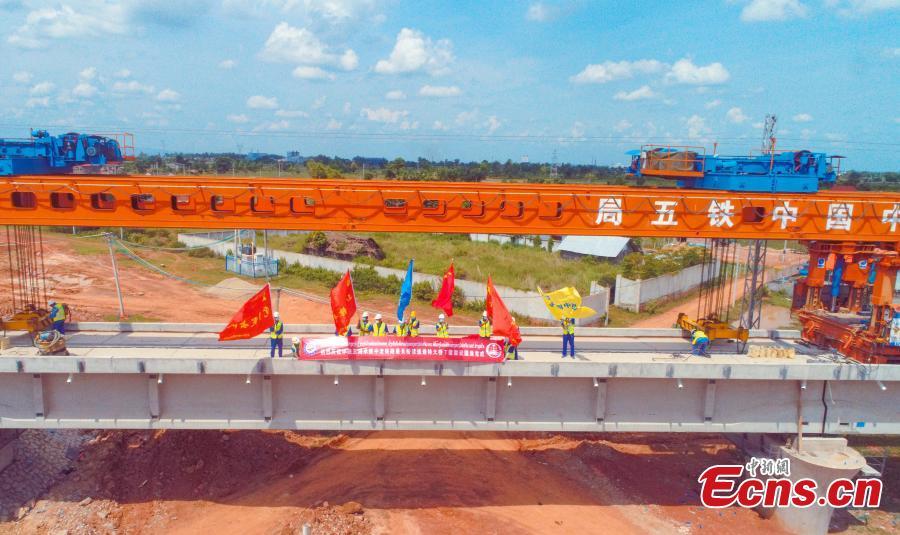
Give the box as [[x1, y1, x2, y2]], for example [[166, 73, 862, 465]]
[[4, 225, 48, 313]]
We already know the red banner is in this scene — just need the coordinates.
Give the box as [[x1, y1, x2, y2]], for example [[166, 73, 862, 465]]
[[299, 335, 506, 362], [330, 269, 357, 335], [218, 284, 275, 341]]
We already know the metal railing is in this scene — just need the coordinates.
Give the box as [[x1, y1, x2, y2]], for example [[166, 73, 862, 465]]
[[225, 255, 278, 278]]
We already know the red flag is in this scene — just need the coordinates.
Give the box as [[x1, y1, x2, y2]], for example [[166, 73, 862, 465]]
[[218, 284, 275, 341], [331, 270, 357, 335], [431, 263, 455, 317], [486, 277, 522, 346]]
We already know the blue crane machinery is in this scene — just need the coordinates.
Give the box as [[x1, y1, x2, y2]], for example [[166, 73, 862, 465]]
[[0, 129, 133, 176]]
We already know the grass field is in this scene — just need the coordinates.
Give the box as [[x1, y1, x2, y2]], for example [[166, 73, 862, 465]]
[[267, 232, 621, 293]]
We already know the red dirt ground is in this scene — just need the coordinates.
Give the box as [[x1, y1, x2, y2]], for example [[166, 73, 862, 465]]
[[4, 430, 793, 535]]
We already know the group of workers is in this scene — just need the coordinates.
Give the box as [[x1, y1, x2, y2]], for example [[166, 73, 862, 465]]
[[267, 309, 583, 360]]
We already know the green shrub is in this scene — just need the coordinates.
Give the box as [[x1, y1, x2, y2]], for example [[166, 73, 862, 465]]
[[412, 280, 436, 301]]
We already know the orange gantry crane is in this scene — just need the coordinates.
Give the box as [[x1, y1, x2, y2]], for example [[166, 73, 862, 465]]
[[2, 174, 900, 362]]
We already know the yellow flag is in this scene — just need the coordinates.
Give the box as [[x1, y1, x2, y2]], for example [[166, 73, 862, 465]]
[[538, 286, 597, 320]]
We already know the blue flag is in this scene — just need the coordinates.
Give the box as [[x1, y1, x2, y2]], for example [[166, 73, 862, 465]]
[[397, 259, 413, 321]]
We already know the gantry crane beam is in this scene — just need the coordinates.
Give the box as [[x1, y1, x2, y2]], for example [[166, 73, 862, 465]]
[[2, 175, 900, 241]]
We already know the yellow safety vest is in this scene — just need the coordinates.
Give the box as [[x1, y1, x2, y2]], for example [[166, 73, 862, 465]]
[[435, 322, 449, 338], [373, 322, 387, 336], [51, 304, 66, 322], [397, 323, 408, 336], [358, 319, 371, 336], [270, 320, 284, 339], [561, 318, 575, 335], [692, 331, 709, 344], [479, 319, 492, 338], [409, 318, 420, 337]]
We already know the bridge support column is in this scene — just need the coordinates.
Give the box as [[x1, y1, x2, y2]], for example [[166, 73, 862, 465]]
[[773, 437, 866, 535]]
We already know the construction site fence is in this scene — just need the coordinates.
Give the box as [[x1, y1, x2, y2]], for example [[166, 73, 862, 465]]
[[614, 261, 722, 313], [225, 255, 279, 278]]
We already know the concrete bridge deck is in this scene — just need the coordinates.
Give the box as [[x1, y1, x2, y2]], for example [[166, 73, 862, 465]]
[[1, 325, 896, 434]]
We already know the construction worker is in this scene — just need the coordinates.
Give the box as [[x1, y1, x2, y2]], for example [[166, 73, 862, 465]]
[[408, 311, 420, 337], [478, 311, 492, 339], [372, 314, 388, 336], [291, 337, 301, 358], [506, 317, 520, 360], [691, 328, 710, 356], [435, 314, 450, 338], [561, 316, 575, 358], [357, 312, 373, 336], [396, 316, 409, 336], [270, 311, 284, 358], [48, 300, 67, 335]]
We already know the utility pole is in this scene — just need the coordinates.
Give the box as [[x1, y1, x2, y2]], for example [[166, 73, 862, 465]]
[[105, 234, 126, 319]]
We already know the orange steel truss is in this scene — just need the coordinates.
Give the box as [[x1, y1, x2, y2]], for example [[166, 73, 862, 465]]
[[2, 175, 900, 241]]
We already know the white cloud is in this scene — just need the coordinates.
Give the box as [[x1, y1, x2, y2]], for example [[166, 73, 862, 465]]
[[400, 120, 419, 130], [292, 66, 336, 80], [342, 102, 351, 114], [455, 109, 478, 125], [229, 0, 377, 22], [115, 69, 131, 78], [526, 2, 552, 21], [665, 58, 730, 85], [72, 82, 98, 98], [570, 121, 586, 139], [260, 22, 357, 70], [219, 59, 237, 69], [883, 47, 900, 58], [705, 99, 722, 109], [686, 115, 711, 139], [570, 59, 665, 84], [741, 0, 809, 22], [419, 84, 461, 97], [275, 109, 309, 118], [30, 82, 55, 96], [726, 106, 749, 123], [485, 115, 501, 134], [13, 71, 32, 84], [8, 2, 128, 49], [312, 95, 327, 109], [156, 89, 180, 102], [613, 85, 657, 101], [361, 106, 408, 123], [79, 67, 97, 80], [374, 28, 454, 76], [253, 119, 291, 132], [112, 80, 154, 94], [792, 113, 813, 122], [247, 95, 279, 109], [26, 97, 50, 108], [613, 119, 633, 132], [827, 0, 900, 17], [227, 113, 250, 124], [326, 118, 342, 130], [385, 90, 406, 100], [433, 120, 449, 130]]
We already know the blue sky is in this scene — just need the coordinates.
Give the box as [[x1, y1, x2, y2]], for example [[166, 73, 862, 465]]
[[0, 0, 897, 169]]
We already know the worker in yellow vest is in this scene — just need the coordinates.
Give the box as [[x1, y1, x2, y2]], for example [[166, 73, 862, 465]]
[[435, 314, 449, 338], [270, 311, 284, 358], [478, 311, 492, 339], [691, 329, 710, 356], [396, 316, 409, 336], [561, 316, 575, 358], [48, 300, 67, 334], [408, 311, 420, 337], [357, 311, 373, 336], [372, 314, 388, 336]]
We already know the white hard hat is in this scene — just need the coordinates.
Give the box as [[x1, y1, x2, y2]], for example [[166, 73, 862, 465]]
[[292, 337, 300, 344], [273, 311, 280, 318], [362, 311, 369, 318], [438, 313, 445, 320], [482, 311, 488, 317], [375, 313, 382, 320]]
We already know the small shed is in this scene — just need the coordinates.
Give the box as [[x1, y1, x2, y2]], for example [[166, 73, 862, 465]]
[[557, 236, 641, 263]]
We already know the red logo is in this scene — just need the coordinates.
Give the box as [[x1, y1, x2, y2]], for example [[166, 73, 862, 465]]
[[485, 343, 503, 359]]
